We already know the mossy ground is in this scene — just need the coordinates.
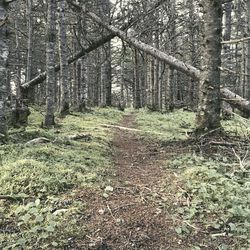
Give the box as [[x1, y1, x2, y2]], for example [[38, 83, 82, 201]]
[[1, 108, 249, 249], [0, 107, 124, 249], [135, 108, 250, 141], [135, 109, 250, 249]]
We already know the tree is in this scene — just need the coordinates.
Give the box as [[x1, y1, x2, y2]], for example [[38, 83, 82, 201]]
[[68, 0, 250, 118], [0, 0, 9, 143], [58, 0, 70, 115], [196, 0, 223, 131], [24, 0, 35, 103], [246, 0, 250, 99], [98, 0, 112, 106], [44, 0, 57, 126]]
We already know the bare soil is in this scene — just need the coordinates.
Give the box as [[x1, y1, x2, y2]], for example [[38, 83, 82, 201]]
[[73, 115, 214, 249]]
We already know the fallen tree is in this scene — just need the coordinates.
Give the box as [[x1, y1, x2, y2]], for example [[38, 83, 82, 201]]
[[21, 0, 167, 90], [67, 0, 250, 118], [21, 0, 250, 118], [220, 88, 250, 117], [21, 34, 115, 90]]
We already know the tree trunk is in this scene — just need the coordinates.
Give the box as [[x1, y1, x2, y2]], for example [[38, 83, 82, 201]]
[[98, 0, 112, 107], [246, 0, 250, 99], [44, 0, 56, 126], [187, 0, 198, 110], [133, 48, 141, 109], [58, 0, 70, 115], [168, 66, 175, 111], [22, 0, 36, 103], [14, 6, 21, 100], [196, 0, 223, 131], [0, 1, 9, 143]]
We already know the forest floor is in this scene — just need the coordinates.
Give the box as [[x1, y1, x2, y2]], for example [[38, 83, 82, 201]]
[[75, 114, 184, 249], [74, 114, 242, 250], [1, 109, 249, 249]]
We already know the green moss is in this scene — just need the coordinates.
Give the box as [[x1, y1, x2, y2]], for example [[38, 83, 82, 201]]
[[135, 109, 195, 141], [222, 115, 250, 137], [170, 154, 250, 245], [0, 107, 124, 249], [135, 109, 250, 141]]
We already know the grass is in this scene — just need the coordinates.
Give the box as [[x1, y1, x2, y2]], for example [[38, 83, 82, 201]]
[[1, 107, 249, 249], [134, 108, 250, 249], [135, 108, 250, 141], [134, 109, 196, 141], [0, 107, 124, 249]]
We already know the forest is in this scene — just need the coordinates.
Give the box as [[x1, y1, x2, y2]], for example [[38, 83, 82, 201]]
[[0, 0, 250, 249]]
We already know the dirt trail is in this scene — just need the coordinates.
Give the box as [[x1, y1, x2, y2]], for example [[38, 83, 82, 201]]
[[76, 115, 185, 249]]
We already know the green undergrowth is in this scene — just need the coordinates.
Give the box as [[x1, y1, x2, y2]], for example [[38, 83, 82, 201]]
[[135, 109, 196, 141], [170, 154, 250, 249], [0, 107, 124, 249], [134, 109, 250, 248], [135, 108, 250, 141]]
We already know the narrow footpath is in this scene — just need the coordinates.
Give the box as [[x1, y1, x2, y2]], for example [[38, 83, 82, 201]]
[[76, 115, 189, 249]]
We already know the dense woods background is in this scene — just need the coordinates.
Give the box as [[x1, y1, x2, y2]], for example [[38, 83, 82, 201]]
[[0, 0, 250, 141], [0, 0, 250, 249]]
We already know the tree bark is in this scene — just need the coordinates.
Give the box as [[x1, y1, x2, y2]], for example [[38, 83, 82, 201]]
[[23, 0, 35, 103], [133, 48, 141, 109], [246, 0, 250, 99], [44, 0, 56, 126], [0, 1, 9, 143], [196, 0, 223, 131], [58, 0, 70, 115]]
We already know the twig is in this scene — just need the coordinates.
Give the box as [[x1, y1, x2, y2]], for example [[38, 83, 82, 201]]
[[173, 217, 202, 231], [222, 36, 250, 44], [219, 67, 250, 77], [198, 128, 222, 140], [106, 203, 116, 220], [208, 141, 238, 147], [232, 148, 246, 171], [210, 232, 227, 237], [114, 203, 135, 211], [0, 195, 29, 201]]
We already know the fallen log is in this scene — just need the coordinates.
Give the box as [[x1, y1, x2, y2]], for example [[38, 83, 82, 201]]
[[68, 0, 250, 118], [220, 88, 250, 117], [26, 137, 51, 145], [20, 0, 250, 118], [21, 0, 167, 90]]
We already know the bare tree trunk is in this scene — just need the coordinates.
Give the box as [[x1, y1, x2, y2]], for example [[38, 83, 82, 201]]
[[221, 88, 250, 116], [246, 0, 250, 99], [45, 0, 56, 126], [14, 8, 21, 99], [79, 58, 87, 111], [187, 0, 198, 110], [58, 0, 70, 115], [168, 67, 174, 111], [98, 0, 112, 107], [0, 1, 9, 143], [150, 56, 155, 109], [196, 0, 223, 131], [120, 47, 126, 108], [23, 0, 35, 103], [26, 0, 33, 82], [154, 29, 160, 111], [133, 48, 141, 109]]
